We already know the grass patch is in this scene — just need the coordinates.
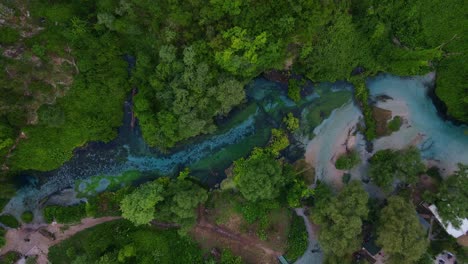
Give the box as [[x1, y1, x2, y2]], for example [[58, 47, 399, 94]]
[[387, 116, 402, 133], [48, 219, 203, 264], [335, 151, 361, 170], [0, 227, 6, 248], [285, 213, 308, 262], [0, 214, 19, 228], [21, 211, 34, 223], [43, 203, 86, 224], [0, 251, 21, 264]]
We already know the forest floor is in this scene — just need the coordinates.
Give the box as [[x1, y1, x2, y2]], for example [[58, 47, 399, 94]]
[[191, 205, 283, 264], [0, 217, 120, 264]]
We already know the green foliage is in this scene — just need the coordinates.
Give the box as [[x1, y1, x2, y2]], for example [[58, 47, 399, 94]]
[[220, 249, 244, 264], [0, 251, 20, 264], [267, 129, 289, 156], [48, 219, 203, 264], [0, 227, 5, 248], [353, 79, 377, 140], [120, 177, 207, 231], [21, 211, 34, 223], [233, 149, 285, 201], [432, 164, 468, 228], [286, 179, 314, 208], [342, 173, 351, 184], [120, 180, 166, 226], [312, 181, 369, 259], [335, 151, 361, 170], [387, 116, 402, 132], [0, 214, 19, 228], [369, 147, 425, 190], [285, 213, 308, 262], [377, 196, 428, 264], [287, 79, 301, 102], [283, 113, 300, 132], [43, 203, 86, 224], [0, 27, 20, 45], [235, 200, 279, 224], [86, 187, 131, 217]]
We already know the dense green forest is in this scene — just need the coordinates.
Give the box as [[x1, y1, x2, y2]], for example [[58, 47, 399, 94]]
[[0, 1, 467, 263], [0, 0, 466, 178]]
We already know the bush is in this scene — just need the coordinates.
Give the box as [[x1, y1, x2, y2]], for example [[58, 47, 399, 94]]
[[335, 151, 360, 170], [21, 211, 34, 223], [426, 166, 443, 182], [0, 227, 6, 248], [283, 113, 300, 132], [288, 79, 301, 102], [0, 27, 20, 45], [387, 116, 402, 132], [43, 203, 86, 224], [220, 249, 244, 264], [0, 214, 19, 228], [0, 251, 20, 264], [342, 173, 351, 184], [285, 213, 308, 262], [48, 219, 203, 264]]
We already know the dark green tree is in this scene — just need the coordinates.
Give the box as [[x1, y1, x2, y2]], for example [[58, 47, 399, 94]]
[[377, 196, 427, 264], [313, 181, 369, 260]]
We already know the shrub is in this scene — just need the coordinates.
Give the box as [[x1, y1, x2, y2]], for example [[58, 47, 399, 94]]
[[0, 227, 6, 248], [387, 116, 402, 132], [48, 220, 203, 264], [0, 251, 21, 264], [288, 79, 301, 102], [342, 173, 352, 184], [0, 214, 19, 228], [220, 249, 244, 264], [335, 151, 361, 170], [283, 113, 300, 132], [0, 27, 20, 45], [285, 213, 308, 262], [43, 203, 86, 224], [21, 211, 34, 223], [426, 166, 443, 182]]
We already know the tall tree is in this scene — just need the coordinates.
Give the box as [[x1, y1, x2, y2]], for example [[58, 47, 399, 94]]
[[120, 180, 166, 225], [377, 196, 428, 264], [312, 181, 369, 260], [233, 149, 285, 201], [369, 147, 425, 190]]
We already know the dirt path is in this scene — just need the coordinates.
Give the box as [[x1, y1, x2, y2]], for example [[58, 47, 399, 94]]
[[0, 217, 120, 264], [194, 205, 282, 262]]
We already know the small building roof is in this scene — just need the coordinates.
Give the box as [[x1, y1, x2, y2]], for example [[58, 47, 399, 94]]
[[428, 204, 468, 238]]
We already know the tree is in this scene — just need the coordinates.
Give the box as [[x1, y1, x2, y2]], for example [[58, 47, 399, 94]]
[[312, 181, 369, 259], [120, 180, 166, 225], [377, 196, 428, 264], [369, 147, 425, 190], [433, 164, 468, 228], [335, 150, 360, 170], [233, 149, 285, 201], [167, 180, 208, 221], [283, 113, 300, 132]]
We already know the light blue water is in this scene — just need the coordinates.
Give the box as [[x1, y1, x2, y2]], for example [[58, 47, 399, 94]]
[[368, 74, 468, 175], [3, 78, 351, 216]]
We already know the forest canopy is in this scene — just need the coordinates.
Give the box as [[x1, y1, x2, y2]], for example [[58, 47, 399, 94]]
[[0, 0, 466, 190]]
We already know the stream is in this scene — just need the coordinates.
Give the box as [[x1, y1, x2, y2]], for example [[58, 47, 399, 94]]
[[2, 73, 467, 229]]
